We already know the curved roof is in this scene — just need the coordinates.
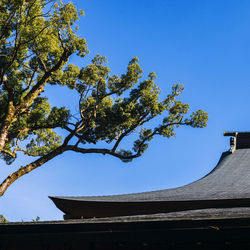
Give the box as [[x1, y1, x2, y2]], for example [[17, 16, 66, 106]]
[[50, 132, 250, 219]]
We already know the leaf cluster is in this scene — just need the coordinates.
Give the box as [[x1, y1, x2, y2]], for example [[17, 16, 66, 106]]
[[0, 0, 208, 165], [0, 0, 86, 162], [0, 214, 8, 223], [49, 55, 208, 161]]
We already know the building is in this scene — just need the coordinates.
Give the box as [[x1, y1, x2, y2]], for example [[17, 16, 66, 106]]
[[1, 132, 250, 249]]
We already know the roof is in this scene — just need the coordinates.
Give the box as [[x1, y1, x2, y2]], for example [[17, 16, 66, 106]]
[[50, 132, 250, 219]]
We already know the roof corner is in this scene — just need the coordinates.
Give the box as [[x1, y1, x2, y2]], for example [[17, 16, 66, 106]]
[[224, 131, 250, 152]]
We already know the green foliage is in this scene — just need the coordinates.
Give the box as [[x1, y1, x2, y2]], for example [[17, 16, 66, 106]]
[[0, 0, 84, 163], [0, 214, 8, 223], [0, 0, 208, 196], [31, 216, 40, 222], [55, 55, 207, 158]]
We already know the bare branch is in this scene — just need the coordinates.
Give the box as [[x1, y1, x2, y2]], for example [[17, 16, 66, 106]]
[[1, 149, 15, 158], [68, 145, 141, 161], [0, 143, 141, 196], [0, 145, 67, 196]]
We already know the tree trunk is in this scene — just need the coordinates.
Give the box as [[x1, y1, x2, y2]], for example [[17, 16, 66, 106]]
[[0, 101, 15, 151], [0, 50, 71, 151]]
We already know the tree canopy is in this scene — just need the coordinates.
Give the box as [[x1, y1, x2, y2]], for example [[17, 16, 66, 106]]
[[0, 0, 208, 196]]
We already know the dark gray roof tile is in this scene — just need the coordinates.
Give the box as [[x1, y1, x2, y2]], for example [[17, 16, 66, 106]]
[[50, 148, 250, 218]]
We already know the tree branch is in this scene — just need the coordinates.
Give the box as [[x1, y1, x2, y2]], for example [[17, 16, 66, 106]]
[[0, 9, 16, 42], [18, 48, 71, 114], [0, 145, 67, 196], [112, 113, 150, 152], [0, 101, 15, 151], [134, 121, 189, 152], [1, 149, 15, 158], [1, 146, 39, 158], [0, 143, 141, 197]]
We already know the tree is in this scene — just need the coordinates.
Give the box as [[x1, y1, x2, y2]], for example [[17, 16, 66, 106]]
[[0, 214, 8, 223], [0, 0, 208, 197]]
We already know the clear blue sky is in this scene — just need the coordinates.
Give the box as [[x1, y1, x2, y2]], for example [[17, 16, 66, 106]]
[[1, 0, 250, 221]]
